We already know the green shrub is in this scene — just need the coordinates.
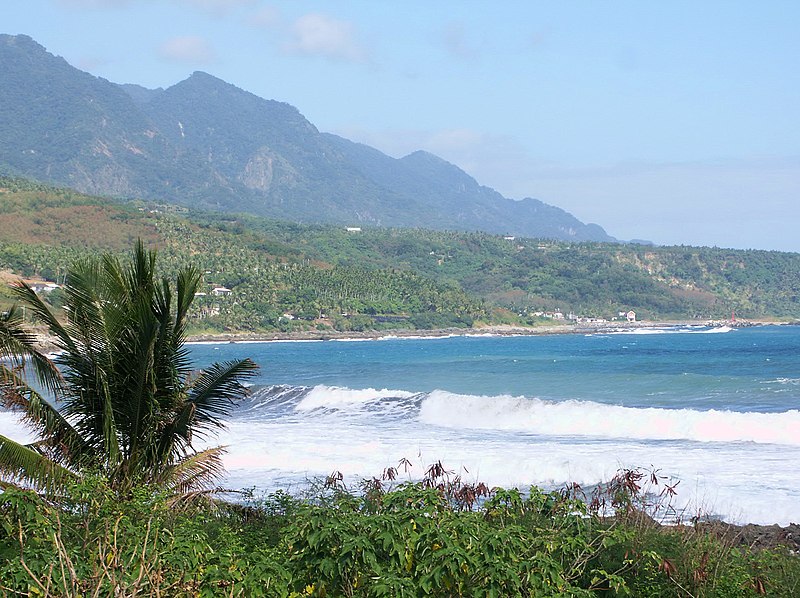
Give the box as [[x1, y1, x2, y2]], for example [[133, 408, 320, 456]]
[[1, 469, 798, 597]]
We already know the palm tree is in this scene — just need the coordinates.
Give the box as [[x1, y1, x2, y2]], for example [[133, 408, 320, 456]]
[[0, 241, 258, 495], [0, 305, 73, 492]]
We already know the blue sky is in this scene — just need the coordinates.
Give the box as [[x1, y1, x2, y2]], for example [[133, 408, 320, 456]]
[[5, 1, 800, 251]]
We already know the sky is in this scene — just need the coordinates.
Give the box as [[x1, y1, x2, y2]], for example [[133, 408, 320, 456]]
[[4, 1, 800, 251]]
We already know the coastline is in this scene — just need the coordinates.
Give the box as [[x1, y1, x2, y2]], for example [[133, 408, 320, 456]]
[[185, 319, 788, 344], [14, 320, 800, 539]]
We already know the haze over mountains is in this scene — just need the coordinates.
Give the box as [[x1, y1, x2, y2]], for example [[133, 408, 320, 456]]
[[0, 34, 614, 243]]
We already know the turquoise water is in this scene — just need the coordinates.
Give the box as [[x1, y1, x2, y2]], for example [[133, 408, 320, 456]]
[[189, 325, 800, 412], [4, 325, 795, 523], [184, 325, 800, 525]]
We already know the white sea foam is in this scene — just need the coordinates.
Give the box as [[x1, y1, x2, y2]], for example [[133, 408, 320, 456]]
[[607, 326, 734, 336], [214, 401, 800, 525], [418, 390, 800, 446], [375, 334, 460, 341], [765, 377, 800, 385], [5, 383, 798, 525], [330, 333, 467, 342], [295, 385, 416, 411]]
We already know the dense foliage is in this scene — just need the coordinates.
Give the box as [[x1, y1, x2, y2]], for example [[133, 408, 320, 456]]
[[224, 215, 800, 320], [2, 176, 800, 331], [0, 241, 258, 494], [1, 467, 797, 597]]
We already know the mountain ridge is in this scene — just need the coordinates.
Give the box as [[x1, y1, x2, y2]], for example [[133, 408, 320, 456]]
[[0, 33, 616, 243]]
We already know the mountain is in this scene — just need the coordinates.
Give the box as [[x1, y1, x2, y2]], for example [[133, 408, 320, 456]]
[[0, 34, 615, 242]]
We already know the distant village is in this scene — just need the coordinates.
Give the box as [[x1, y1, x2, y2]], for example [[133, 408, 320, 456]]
[[534, 309, 637, 324]]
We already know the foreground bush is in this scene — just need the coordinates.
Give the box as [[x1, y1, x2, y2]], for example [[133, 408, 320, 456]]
[[1, 470, 798, 597]]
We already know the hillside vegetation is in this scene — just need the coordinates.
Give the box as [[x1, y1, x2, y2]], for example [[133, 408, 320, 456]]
[[2, 176, 800, 333]]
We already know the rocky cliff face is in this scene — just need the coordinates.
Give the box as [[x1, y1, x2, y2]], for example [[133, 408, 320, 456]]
[[0, 34, 616, 243]]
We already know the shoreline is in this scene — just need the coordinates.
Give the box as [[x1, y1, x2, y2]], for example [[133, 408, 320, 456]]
[[26, 319, 799, 534], [185, 319, 790, 344]]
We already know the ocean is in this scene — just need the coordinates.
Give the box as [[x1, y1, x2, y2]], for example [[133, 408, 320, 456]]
[[3, 325, 799, 524], [186, 324, 800, 525]]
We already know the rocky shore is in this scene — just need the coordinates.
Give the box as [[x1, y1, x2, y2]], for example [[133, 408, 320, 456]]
[[697, 521, 800, 554], [185, 319, 786, 344]]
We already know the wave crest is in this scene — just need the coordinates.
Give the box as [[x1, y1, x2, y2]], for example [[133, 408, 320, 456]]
[[296, 385, 417, 411], [418, 390, 800, 446]]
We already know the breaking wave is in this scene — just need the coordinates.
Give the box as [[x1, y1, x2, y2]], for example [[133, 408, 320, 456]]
[[238, 384, 799, 446], [418, 390, 800, 446]]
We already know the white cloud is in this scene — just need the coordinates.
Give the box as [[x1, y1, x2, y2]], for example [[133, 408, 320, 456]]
[[158, 36, 215, 64], [247, 5, 280, 28], [287, 13, 366, 62]]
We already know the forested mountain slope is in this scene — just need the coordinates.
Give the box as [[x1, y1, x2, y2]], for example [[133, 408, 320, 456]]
[[2, 177, 799, 333], [0, 33, 613, 242]]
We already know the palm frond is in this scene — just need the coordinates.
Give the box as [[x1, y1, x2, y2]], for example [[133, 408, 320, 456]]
[[159, 446, 228, 494], [120, 307, 160, 464], [3, 240, 257, 496], [165, 486, 232, 512], [173, 266, 201, 336], [132, 240, 157, 291], [157, 401, 195, 459], [10, 283, 76, 357], [100, 373, 120, 468], [0, 366, 88, 467], [100, 251, 129, 303], [0, 433, 76, 492], [151, 277, 190, 400], [0, 306, 64, 395], [186, 359, 259, 433]]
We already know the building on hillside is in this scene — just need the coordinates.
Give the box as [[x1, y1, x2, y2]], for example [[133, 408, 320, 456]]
[[211, 287, 232, 296], [626, 310, 636, 322], [29, 282, 60, 294], [346, 227, 362, 232]]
